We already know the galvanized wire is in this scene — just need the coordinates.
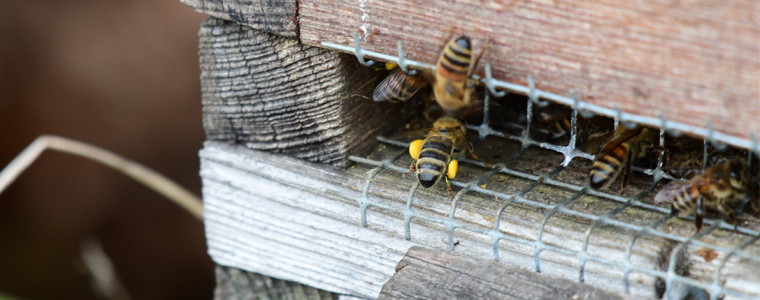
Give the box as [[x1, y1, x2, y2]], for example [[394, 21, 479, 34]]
[[321, 35, 760, 300], [322, 37, 760, 155]]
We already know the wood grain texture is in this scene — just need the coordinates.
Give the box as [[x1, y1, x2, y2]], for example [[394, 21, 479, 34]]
[[298, 0, 760, 142], [213, 265, 338, 300], [379, 246, 628, 300], [182, 0, 297, 37], [199, 17, 399, 166], [199, 141, 760, 299]]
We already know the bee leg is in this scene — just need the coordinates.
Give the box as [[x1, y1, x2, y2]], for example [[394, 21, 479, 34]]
[[695, 195, 704, 233], [750, 188, 760, 217], [666, 152, 673, 173], [620, 171, 629, 195], [620, 153, 634, 195], [404, 161, 417, 177], [751, 198, 760, 218], [445, 177, 453, 198], [639, 140, 667, 152], [695, 214, 703, 233], [717, 202, 739, 231], [467, 78, 481, 89], [465, 137, 478, 160], [467, 38, 492, 77]]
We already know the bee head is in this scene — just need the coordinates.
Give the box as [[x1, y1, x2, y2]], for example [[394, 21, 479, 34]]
[[726, 159, 748, 185], [454, 36, 471, 50]]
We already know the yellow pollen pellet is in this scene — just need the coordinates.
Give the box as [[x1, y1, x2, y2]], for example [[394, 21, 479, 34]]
[[447, 160, 458, 179], [409, 140, 424, 160]]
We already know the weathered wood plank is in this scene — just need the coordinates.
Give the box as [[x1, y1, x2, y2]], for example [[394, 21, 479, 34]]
[[214, 265, 338, 300], [198, 17, 399, 167], [297, 0, 760, 142], [182, 0, 297, 37], [379, 246, 629, 300], [199, 141, 760, 299]]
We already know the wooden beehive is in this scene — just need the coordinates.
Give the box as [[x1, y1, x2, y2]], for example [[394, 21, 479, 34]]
[[182, 0, 760, 299]]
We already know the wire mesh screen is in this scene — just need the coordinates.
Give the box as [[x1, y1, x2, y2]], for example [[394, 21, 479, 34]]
[[320, 34, 760, 300]]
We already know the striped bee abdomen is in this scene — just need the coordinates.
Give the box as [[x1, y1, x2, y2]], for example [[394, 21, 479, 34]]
[[373, 68, 424, 103], [590, 144, 629, 189], [672, 185, 700, 216], [437, 37, 472, 83], [416, 137, 453, 188]]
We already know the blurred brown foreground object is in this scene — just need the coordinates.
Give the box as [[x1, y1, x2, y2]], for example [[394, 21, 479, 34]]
[[0, 1, 211, 299], [379, 246, 627, 300], [0, 135, 203, 221]]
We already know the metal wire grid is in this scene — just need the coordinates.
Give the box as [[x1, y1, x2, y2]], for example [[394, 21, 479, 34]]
[[320, 34, 760, 300]]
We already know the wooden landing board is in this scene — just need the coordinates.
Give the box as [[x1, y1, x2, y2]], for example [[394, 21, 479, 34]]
[[296, 0, 760, 142], [199, 141, 760, 299], [379, 246, 628, 300]]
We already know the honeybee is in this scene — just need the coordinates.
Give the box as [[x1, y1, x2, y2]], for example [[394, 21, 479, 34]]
[[590, 126, 662, 192], [371, 62, 432, 119], [372, 66, 427, 103], [432, 36, 490, 116], [536, 108, 612, 151], [369, 37, 491, 118], [395, 116, 477, 197], [665, 140, 747, 179], [549, 117, 573, 142], [654, 159, 749, 232], [534, 106, 573, 143], [577, 131, 614, 155]]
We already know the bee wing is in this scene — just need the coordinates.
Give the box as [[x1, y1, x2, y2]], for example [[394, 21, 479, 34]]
[[387, 128, 432, 140], [536, 105, 571, 123], [595, 127, 644, 157], [666, 166, 705, 179], [577, 131, 614, 154], [373, 68, 426, 103], [654, 180, 690, 204], [654, 175, 718, 205]]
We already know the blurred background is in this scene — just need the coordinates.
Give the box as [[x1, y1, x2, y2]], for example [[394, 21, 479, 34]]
[[0, 1, 213, 299]]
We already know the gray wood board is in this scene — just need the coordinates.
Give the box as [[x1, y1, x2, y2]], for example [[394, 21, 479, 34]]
[[378, 246, 629, 300], [198, 17, 399, 167], [200, 141, 760, 299], [183, 0, 297, 37]]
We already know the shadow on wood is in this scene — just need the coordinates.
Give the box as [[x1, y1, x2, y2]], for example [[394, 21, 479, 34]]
[[199, 17, 400, 166], [214, 265, 337, 300], [183, 0, 298, 37], [379, 246, 628, 300]]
